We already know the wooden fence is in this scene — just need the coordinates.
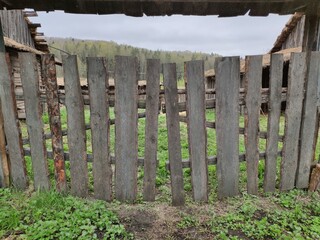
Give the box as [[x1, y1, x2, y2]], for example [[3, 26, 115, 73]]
[[0, 51, 319, 205]]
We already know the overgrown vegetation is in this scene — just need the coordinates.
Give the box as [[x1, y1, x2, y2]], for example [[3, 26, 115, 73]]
[[3, 108, 320, 239]]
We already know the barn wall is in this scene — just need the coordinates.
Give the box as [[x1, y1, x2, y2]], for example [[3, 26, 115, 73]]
[[0, 10, 35, 48], [282, 16, 305, 50]]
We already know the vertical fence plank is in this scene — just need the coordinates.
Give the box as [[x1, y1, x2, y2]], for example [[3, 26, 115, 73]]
[[296, 52, 320, 188], [19, 52, 50, 190], [280, 52, 307, 191], [0, 103, 9, 187], [163, 63, 185, 206], [185, 60, 208, 202], [244, 55, 263, 195], [42, 54, 67, 192], [87, 57, 112, 201], [0, 53, 27, 189], [62, 55, 88, 197], [143, 59, 161, 201], [114, 56, 138, 202], [264, 54, 284, 193], [215, 57, 240, 199]]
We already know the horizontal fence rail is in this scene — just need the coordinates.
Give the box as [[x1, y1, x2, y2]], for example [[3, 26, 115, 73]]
[[1, 52, 320, 205]]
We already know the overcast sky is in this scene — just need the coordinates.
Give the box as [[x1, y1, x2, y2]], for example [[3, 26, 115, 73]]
[[36, 11, 291, 56]]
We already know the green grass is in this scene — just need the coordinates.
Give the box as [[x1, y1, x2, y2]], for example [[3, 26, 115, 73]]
[[4, 106, 320, 239]]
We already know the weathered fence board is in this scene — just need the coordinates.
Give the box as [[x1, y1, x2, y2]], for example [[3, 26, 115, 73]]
[[114, 56, 138, 202], [264, 54, 284, 193], [63, 55, 88, 197], [0, 53, 27, 189], [280, 52, 307, 191], [143, 59, 161, 201], [185, 60, 208, 202], [215, 57, 240, 199], [244, 55, 262, 195], [19, 53, 50, 190], [163, 63, 185, 206], [0, 103, 9, 187], [87, 57, 112, 201], [42, 54, 67, 192], [296, 52, 320, 188]]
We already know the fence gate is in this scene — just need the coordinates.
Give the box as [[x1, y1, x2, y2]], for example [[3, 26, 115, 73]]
[[0, 51, 319, 205]]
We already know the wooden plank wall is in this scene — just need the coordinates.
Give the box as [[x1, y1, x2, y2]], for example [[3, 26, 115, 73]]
[[1, 51, 320, 204]]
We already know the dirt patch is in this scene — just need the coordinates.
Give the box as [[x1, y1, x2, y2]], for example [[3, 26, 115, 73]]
[[228, 229, 250, 239], [253, 209, 267, 220]]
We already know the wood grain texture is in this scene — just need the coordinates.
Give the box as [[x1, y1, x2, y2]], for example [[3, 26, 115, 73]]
[[87, 57, 112, 201], [163, 63, 185, 206], [143, 59, 161, 202], [185, 60, 208, 202], [280, 52, 307, 191], [62, 55, 88, 197], [215, 57, 240, 199], [19, 52, 50, 191], [42, 54, 67, 192], [244, 55, 263, 195], [114, 56, 138, 203], [296, 52, 320, 188], [0, 53, 27, 189], [264, 54, 284, 193]]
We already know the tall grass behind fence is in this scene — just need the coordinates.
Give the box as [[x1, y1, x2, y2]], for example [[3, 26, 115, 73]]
[[0, 51, 319, 205]]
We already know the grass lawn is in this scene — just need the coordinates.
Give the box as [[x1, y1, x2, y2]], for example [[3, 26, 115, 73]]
[[1, 107, 320, 239]]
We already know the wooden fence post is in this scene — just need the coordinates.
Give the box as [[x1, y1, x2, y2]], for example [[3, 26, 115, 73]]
[[0, 52, 27, 189], [63, 55, 88, 197], [185, 60, 208, 202], [163, 63, 185, 206], [19, 52, 50, 191], [143, 59, 161, 202], [114, 56, 139, 203], [244, 55, 263, 195], [215, 57, 240, 199], [264, 54, 284, 193], [42, 54, 67, 192], [87, 57, 112, 201], [280, 52, 307, 191]]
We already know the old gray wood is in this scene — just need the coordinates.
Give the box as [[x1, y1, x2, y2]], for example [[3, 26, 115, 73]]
[[0, 102, 10, 188], [163, 63, 185, 206], [114, 56, 138, 203], [185, 60, 208, 202], [244, 55, 262, 195], [19, 53, 50, 190], [87, 57, 112, 201], [0, 53, 27, 189], [215, 57, 240, 199], [143, 59, 161, 201], [280, 52, 307, 191], [62, 55, 88, 197], [264, 54, 284, 193], [296, 52, 320, 188]]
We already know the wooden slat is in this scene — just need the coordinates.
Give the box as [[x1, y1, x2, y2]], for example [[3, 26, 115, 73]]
[[0, 102, 9, 188], [62, 55, 88, 197], [296, 52, 320, 188], [280, 52, 307, 191], [163, 63, 185, 206], [185, 60, 208, 202], [114, 56, 138, 202], [143, 59, 161, 201], [42, 54, 67, 192], [244, 55, 262, 195], [87, 57, 112, 201], [19, 53, 50, 190], [0, 53, 27, 189], [264, 54, 284, 193], [215, 57, 240, 199]]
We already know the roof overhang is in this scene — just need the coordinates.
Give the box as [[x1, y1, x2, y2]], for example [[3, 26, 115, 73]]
[[0, 0, 314, 17]]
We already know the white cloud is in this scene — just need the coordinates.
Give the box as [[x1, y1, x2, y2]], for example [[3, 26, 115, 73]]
[[37, 11, 290, 56]]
